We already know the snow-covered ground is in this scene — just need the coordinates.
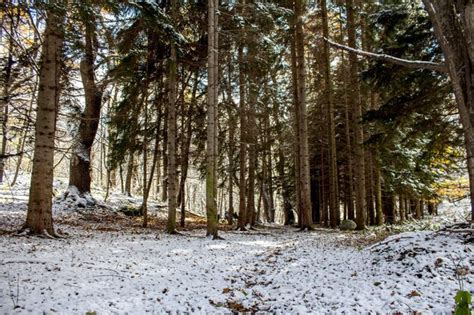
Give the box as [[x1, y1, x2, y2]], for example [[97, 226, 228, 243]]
[[0, 175, 473, 314], [0, 225, 472, 314]]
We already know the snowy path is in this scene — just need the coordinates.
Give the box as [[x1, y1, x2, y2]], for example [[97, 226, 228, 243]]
[[0, 226, 472, 314]]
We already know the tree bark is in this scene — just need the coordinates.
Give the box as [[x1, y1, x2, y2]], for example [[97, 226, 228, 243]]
[[246, 43, 257, 228], [321, 0, 339, 227], [24, 7, 64, 235], [206, 0, 219, 238], [237, 31, 248, 230], [422, 0, 474, 221], [124, 152, 134, 196], [374, 158, 383, 225], [347, 0, 366, 229], [294, 0, 313, 230], [166, 0, 179, 234], [68, 18, 103, 197]]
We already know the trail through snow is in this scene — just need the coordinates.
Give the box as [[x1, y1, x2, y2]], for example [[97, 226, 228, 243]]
[[0, 226, 472, 314]]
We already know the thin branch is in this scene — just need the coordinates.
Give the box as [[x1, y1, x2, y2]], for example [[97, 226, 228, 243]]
[[323, 37, 449, 73]]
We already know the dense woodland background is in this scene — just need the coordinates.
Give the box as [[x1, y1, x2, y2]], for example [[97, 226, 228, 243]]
[[0, 0, 472, 237]]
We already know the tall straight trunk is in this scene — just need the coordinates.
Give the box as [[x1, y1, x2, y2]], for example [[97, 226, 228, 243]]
[[142, 95, 149, 227], [237, 43, 248, 230], [294, 0, 313, 229], [415, 199, 422, 220], [104, 86, 119, 201], [273, 87, 292, 225], [161, 108, 168, 201], [291, 31, 302, 226], [347, 0, 366, 229], [226, 62, 236, 225], [321, 0, 339, 228], [367, 152, 376, 225], [339, 7, 355, 221], [142, 98, 163, 205], [24, 7, 64, 235], [166, 0, 179, 234], [382, 189, 395, 224], [399, 195, 406, 222], [178, 72, 198, 227], [124, 153, 134, 196], [265, 126, 275, 223], [68, 18, 103, 196], [206, 0, 219, 238], [246, 51, 257, 228], [319, 141, 327, 225], [374, 158, 383, 225]]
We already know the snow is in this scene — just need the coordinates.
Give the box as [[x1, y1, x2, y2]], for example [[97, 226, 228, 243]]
[[0, 226, 472, 314], [0, 174, 472, 313]]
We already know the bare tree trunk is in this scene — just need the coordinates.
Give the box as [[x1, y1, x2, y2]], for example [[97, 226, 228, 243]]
[[246, 56, 257, 228], [321, 0, 339, 228], [142, 95, 149, 227], [226, 61, 236, 225], [290, 26, 302, 227], [124, 153, 134, 196], [161, 108, 168, 202], [166, 0, 179, 234], [237, 38, 248, 231], [382, 189, 395, 224], [347, 0, 366, 229], [374, 158, 383, 225], [206, 0, 219, 238], [24, 7, 64, 235], [68, 19, 103, 198], [367, 152, 376, 225], [295, 0, 313, 230], [399, 195, 405, 222]]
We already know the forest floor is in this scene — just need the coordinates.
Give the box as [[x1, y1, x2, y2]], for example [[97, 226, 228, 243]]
[[0, 177, 473, 314]]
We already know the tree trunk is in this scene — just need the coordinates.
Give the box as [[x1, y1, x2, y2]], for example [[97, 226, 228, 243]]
[[399, 195, 406, 222], [422, 0, 474, 221], [24, 7, 64, 235], [321, 0, 339, 228], [161, 108, 168, 202], [237, 37, 248, 230], [382, 189, 395, 224], [294, 0, 313, 230], [68, 19, 103, 197], [226, 61, 236, 225], [337, 6, 355, 222], [142, 94, 149, 228], [347, 0, 366, 230], [206, 0, 219, 238], [124, 153, 134, 196], [290, 29, 302, 227], [374, 158, 384, 225], [246, 45, 257, 228], [166, 0, 179, 234]]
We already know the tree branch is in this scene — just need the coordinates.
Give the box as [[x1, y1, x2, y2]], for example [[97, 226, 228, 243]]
[[323, 37, 449, 73]]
